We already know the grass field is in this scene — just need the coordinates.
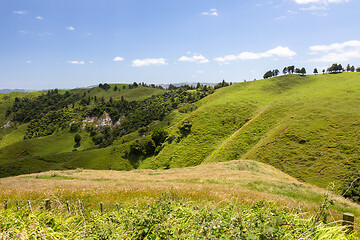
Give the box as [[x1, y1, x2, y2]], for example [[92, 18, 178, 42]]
[[0, 160, 359, 238]]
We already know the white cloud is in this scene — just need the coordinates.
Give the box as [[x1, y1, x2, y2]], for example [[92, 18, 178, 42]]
[[13, 10, 28, 15], [178, 55, 209, 63], [309, 40, 360, 52], [25, 60, 32, 64], [113, 56, 124, 62], [201, 8, 219, 16], [66, 26, 75, 31], [18, 30, 27, 34], [295, 0, 350, 16], [36, 16, 43, 20], [214, 46, 296, 64], [308, 40, 360, 62], [89, 61, 94, 64], [67, 60, 85, 64], [132, 58, 167, 67], [295, 0, 350, 3], [197, 70, 205, 74]]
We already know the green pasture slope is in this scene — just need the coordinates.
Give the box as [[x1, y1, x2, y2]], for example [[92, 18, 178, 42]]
[[1, 73, 360, 194], [145, 72, 360, 191], [0, 85, 166, 176]]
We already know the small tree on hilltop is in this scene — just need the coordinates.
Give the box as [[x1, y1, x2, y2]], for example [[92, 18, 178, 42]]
[[283, 67, 288, 75], [350, 66, 355, 72], [313, 68, 318, 75], [356, 67, 360, 72], [300, 67, 306, 76], [274, 69, 279, 76], [322, 69, 325, 74], [346, 64, 351, 72]]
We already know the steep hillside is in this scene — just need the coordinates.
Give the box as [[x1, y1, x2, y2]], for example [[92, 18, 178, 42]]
[[145, 73, 360, 192]]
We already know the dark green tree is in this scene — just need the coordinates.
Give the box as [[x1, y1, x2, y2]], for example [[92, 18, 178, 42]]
[[178, 121, 192, 139], [313, 68, 318, 75], [346, 64, 351, 72], [151, 129, 168, 146], [300, 67, 306, 76], [274, 69, 279, 76], [282, 67, 288, 75], [74, 134, 81, 147]]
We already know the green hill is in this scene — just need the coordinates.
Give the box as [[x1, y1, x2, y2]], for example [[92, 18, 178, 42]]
[[144, 73, 360, 193], [1, 74, 360, 199]]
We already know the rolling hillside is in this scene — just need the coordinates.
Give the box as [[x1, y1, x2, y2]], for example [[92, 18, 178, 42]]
[[1, 73, 360, 197], [144, 73, 360, 192]]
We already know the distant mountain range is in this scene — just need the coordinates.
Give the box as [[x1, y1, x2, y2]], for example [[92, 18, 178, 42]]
[[0, 89, 29, 94], [0, 83, 221, 94]]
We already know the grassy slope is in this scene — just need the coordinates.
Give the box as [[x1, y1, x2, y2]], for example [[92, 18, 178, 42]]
[[146, 73, 360, 191], [1, 160, 358, 216], [0, 86, 166, 176]]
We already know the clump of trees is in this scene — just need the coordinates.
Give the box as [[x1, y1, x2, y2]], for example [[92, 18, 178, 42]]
[[214, 80, 231, 89], [99, 83, 111, 91], [6, 90, 81, 123], [283, 66, 295, 75], [263, 62, 360, 80], [327, 63, 343, 73], [263, 69, 279, 79]]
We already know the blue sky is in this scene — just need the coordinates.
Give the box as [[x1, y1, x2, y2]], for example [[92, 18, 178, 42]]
[[1, 0, 359, 89]]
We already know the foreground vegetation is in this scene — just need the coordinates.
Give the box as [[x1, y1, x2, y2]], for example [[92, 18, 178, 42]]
[[0, 160, 359, 238], [1, 193, 358, 239]]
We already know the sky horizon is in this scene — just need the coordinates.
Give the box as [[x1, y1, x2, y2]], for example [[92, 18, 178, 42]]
[[1, 0, 360, 90]]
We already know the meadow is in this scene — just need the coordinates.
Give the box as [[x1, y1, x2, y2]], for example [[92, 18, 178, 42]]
[[1, 160, 359, 238]]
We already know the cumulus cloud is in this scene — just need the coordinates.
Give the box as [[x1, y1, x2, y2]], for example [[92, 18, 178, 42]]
[[214, 46, 296, 64], [132, 58, 167, 67], [25, 60, 32, 64], [36, 16, 43, 20], [308, 40, 360, 62], [13, 10, 28, 15], [178, 55, 209, 63], [66, 26, 75, 31], [67, 60, 85, 64], [201, 8, 219, 16], [113, 56, 124, 62]]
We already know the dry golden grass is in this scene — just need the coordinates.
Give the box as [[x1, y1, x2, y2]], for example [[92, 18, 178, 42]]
[[1, 160, 359, 219]]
